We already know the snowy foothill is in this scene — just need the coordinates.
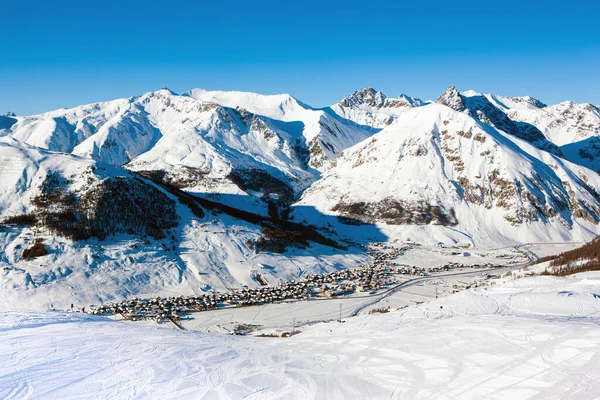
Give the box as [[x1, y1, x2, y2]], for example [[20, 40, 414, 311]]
[[2, 271, 600, 399]]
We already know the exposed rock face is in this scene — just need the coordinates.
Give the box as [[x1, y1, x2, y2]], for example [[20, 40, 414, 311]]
[[462, 93, 563, 157], [332, 199, 458, 226], [436, 85, 466, 112], [331, 88, 424, 129], [505, 96, 547, 109], [340, 87, 387, 108], [340, 87, 424, 109]]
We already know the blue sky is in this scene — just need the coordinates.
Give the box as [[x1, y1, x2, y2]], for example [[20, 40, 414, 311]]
[[1, 0, 599, 114]]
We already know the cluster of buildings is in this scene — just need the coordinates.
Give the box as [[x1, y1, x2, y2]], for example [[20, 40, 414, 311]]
[[90, 282, 312, 322], [91, 242, 503, 324], [305, 263, 399, 296]]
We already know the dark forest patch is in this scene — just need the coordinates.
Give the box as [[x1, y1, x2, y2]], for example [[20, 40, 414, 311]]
[[20, 172, 179, 241]]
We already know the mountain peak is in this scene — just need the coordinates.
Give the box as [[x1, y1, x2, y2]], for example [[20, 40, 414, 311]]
[[154, 87, 178, 96], [339, 88, 423, 110], [395, 93, 425, 107], [520, 96, 546, 108], [500, 95, 546, 109], [339, 87, 387, 108], [436, 85, 466, 112]]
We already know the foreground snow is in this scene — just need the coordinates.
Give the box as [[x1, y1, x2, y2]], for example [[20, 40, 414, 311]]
[[2, 273, 600, 399]]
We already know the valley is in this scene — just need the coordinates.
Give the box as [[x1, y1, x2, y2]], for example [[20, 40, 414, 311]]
[[1, 84, 600, 399]]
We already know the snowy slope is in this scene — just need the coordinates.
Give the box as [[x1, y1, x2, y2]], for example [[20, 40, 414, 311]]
[[0, 137, 191, 308], [298, 103, 600, 246], [0, 137, 365, 310], [501, 100, 600, 171], [447, 89, 600, 171], [0, 136, 111, 216], [6, 98, 133, 157], [187, 88, 374, 170], [124, 90, 319, 194], [2, 272, 600, 399]]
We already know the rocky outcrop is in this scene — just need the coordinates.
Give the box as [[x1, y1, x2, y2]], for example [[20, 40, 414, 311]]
[[340, 87, 423, 109], [436, 85, 466, 112]]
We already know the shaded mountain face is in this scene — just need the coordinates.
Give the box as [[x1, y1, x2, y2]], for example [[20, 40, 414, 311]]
[[436, 86, 562, 156], [0, 115, 17, 131], [501, 101, 600, 172], [299, 104, 600, 245], [460, 91, 563, 157]]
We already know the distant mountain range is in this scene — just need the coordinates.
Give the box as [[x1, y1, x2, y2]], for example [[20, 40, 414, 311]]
[[2, 85, 600, 308]]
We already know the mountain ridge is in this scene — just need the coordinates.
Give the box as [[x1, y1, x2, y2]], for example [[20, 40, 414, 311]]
[[3, 84, 600, 308]]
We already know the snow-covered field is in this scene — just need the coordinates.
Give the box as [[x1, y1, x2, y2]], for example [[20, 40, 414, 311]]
[[2, 272, 600, 399]]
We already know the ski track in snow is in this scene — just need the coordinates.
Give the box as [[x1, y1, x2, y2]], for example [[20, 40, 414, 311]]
[[2, 273, 600, 399]]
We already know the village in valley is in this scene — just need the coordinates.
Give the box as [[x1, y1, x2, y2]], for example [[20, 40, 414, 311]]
[[90, 242, 523, 329]]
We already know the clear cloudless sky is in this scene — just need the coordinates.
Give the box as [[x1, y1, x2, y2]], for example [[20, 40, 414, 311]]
[[1, 0, 599, 114]]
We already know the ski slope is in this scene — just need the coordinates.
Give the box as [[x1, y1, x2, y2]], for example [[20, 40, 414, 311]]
[[2, 272, 600, 399]]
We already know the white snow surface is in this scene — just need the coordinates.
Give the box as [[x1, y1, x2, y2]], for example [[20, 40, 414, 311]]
[[299, 103, 600, 247], [0, 136, 123, 216], [5, 88, 372, 194], [2, 272, 600, 399]]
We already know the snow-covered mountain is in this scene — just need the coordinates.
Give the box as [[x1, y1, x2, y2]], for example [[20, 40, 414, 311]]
[[434, 86, 600, 172], [499, 99, 600, 171], [4, 89, 373, 198], [437, 86, 564, 157], [330, 87, 425, 128], [186, 88, 374, 171], [299, 103, 600, 246], [0, 136, 361, 309], [3, 84, 600, 308]]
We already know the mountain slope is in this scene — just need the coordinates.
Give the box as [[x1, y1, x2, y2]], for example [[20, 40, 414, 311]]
[[0, 137, 365, 309], [187, 88, 375, 170], [437, 86, 563, 157], [5, 89, 376, 199], [298, 103, 600, 246], [500, 100, 600, 171]]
